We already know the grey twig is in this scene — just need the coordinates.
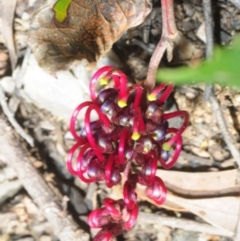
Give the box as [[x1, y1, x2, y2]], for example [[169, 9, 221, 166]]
[[138, 212, 233, 237], [178, 150, 221, 167], [202, 1, 240, 239], [202, 0, 214, 59], [0, 116, 90, 241], [0, 86, 34, 147], [9, 47, 31, 114], [209, 96, 240, 167], [202, 0, 214, 101], [202, 0, 240, 168]]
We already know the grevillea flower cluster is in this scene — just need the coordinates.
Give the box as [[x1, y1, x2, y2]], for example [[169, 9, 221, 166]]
[[67, 66, 189, 241]]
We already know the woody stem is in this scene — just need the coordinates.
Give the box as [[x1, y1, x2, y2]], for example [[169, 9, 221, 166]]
[[145, 0, 178, 90]]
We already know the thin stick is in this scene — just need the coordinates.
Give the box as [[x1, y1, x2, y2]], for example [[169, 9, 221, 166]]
[[138, 212, 233, 237], [0, 116, 90, 241], [202, 0, 214, 101], [202, 1, 240, 238], [202, 0, 214, 59], [145, 0, 179, 90], [0, 86, 34, 147], [210, 96, 240, 167], [177, 150, 221, 167]]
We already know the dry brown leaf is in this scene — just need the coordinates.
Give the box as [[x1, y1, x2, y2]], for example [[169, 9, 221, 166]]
[[28, 0, 152, 73], [137, 184, 240, 233], [156, 169, 240, 197], [136, 169, 240, 233], [167, 194, 240, 234]]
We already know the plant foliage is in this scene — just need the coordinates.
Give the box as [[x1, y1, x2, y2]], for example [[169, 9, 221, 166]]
[[157, 36, 240, 89]]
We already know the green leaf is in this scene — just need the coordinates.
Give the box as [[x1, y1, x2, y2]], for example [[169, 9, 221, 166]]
[[157, 36, 240, 89], [53, 0, 72, 23]]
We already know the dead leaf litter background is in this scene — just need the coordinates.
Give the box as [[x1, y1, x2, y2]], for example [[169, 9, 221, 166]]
[[0, 0, 240, 241]]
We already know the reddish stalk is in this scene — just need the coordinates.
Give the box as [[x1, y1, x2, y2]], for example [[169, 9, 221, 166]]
[[145, 0, 179, 90]]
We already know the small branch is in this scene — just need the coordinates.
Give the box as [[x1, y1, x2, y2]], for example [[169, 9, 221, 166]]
[[138, 212, 234, 237], [9, 47, 31, 114], [0, 116, 90, 241], [0, 86, 34, 147], [210, 96, 240, 167], [145, 0, 179, 90], [177, 150, 221, 167], [202, 0, 214, 59], [202, 0, 214, 101]]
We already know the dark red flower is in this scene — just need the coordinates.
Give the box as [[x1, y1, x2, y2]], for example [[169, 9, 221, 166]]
[[67, 66, 189, 240]]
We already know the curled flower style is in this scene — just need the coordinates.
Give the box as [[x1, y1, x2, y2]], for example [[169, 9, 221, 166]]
[[67, 66, 189, 240]]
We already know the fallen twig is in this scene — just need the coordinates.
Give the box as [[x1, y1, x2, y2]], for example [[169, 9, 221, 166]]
[[202, 1, 240, 239], [202, 0, 214, 59], [0, 86, 34, 147], [9, 47, 31, 114], [0, 116, 90, 241], [177, 150, 221, 167], [145, 0, 179, 90], [209, 96, 240, 168], [138, 212, 233, 237], [202, 0, 240, 168]]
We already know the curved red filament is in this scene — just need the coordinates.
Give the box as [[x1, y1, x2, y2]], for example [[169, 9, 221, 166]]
[[123, 179, 137, 209], [118, 128, 130, 165], [70, 101, 92, 141], [90, 66, 114, 101], [163, 110, 189, 147], [142, 150, 158, 184], [85, 104, 111, 159], [124, 205, 139, 230], [105, 154, 117, 188], [160, 128, 182, 169], [104, 198, 122, 220], [146, 176, 167, 205], [67, 141, 85, 176]]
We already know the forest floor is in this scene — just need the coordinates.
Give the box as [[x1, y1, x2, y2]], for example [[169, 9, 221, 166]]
[[0, 0, 240, 241]]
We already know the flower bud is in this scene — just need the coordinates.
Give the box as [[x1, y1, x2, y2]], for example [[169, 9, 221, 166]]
[[145, 102, 163, 123], [97, 88, 118, 103], [101, 100, 118, 118]]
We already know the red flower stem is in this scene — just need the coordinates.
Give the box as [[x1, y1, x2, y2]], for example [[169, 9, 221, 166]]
[[145, 0, 178, 90]]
